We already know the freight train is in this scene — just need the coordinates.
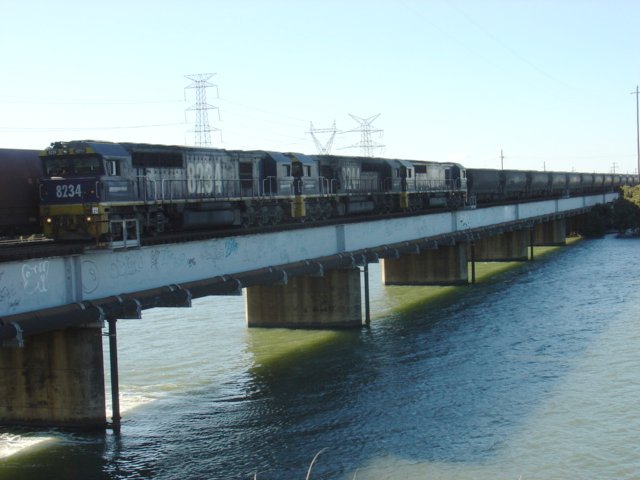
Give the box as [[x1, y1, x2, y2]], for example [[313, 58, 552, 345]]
[[0, 148, 43, 236], [0, 142, 636, 245]]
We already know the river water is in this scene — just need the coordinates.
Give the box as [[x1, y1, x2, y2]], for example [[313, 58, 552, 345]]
[[1, 235, 639, 479]]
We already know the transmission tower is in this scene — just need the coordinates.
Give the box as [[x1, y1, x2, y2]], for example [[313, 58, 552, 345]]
[[342, 113, 384, 157], [308, 121, 338, 154], [184, 73, 220, 146]]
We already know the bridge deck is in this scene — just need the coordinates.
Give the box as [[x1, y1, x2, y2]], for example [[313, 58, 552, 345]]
[[0, 193, 615, 338]]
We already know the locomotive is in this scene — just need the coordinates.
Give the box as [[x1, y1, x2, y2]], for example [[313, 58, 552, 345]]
[[37, 141, 468, 244], [1, 141, 635, 246]]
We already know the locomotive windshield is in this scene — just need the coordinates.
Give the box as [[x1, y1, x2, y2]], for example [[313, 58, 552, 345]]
[[43, 155, 103, 177]]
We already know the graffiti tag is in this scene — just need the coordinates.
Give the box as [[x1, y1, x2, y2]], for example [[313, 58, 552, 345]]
[[82, 260, 99, 294], [22, 261, 50, 294], [110, 253, 143, 278]]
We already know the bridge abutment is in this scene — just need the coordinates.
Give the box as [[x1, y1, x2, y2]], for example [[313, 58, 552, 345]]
[[472, 230, 529, 261], [0, 326, 106, 429], [533, 219, 566, 246], [244, 268, 362, 328], [381, 244, 468, 285]]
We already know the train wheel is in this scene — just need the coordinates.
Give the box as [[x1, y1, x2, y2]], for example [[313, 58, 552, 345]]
[[380, 196, 393, 213], [321, 201, 333, 220], [307, 202, 321, 222], [270, 205, 284, 225], [241, 207, 256, 228], [256, 206, 270, 226]]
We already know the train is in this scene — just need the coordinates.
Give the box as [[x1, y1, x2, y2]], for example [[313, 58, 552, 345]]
[[0, 148, 43, 236], [0, 141, 637, 245]]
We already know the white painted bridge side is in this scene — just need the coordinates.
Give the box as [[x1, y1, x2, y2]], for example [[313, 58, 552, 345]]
[[0, 193, 615, 317]]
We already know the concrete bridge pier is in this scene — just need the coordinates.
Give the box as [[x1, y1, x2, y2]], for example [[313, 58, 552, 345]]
[[244, 267, 362, 328], [0, 325, 106, 429], [533, 219, 566, 246], [380, 243, 468, 286], [471, 230, 529, 262], [566, 214, 585, 237]]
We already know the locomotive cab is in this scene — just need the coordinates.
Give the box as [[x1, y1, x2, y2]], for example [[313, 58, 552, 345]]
[[39, 141, 138, 245], [262, 152, 295, 195], [289, 153, 319, 196], [448, 164, 467, 191]]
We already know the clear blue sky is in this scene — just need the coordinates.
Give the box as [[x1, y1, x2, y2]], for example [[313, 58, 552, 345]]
[[2, 0, 639, 174]]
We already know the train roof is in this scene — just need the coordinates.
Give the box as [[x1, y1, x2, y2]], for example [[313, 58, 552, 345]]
[[0, 148, 43, 177], [42, 140, 130, 158]]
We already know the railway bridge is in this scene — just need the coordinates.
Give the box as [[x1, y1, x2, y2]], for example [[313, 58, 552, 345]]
[[0, 192, 617, 431]]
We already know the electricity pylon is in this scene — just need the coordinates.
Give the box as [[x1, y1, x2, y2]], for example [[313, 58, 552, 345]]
[[184, 73, 220, 146], [342, 113, 384, 157], [308, 121, 338, 154]]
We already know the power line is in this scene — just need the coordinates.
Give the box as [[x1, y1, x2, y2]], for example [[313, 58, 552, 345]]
[[444, 0, 575, 90], [0, 122, 186, 132], [218, 97, 309, 123], [0, 95, 184, 105]]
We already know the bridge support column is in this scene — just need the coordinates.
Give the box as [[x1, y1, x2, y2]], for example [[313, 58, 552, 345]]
[[533, 219, 566, 246], [566, 215, 585, 237], [244, 268, 362, 328], [0, 326, 106, 429], [472, 230, 529, 261], [381, 244, 468, 285]]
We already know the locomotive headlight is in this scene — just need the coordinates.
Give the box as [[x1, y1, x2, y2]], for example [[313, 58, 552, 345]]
[[86, 216, 92, 222], [46, 217, 52, 224]]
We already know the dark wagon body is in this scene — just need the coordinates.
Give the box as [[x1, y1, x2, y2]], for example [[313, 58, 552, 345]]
[[0, 148, 43, 235]]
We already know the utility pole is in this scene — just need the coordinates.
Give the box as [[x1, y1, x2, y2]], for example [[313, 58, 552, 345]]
[[632, 86, 640, 181], [500, 149, 504, 170]]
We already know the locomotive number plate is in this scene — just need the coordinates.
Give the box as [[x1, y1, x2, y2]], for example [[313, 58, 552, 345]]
[[55, 184, 82, 198]]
